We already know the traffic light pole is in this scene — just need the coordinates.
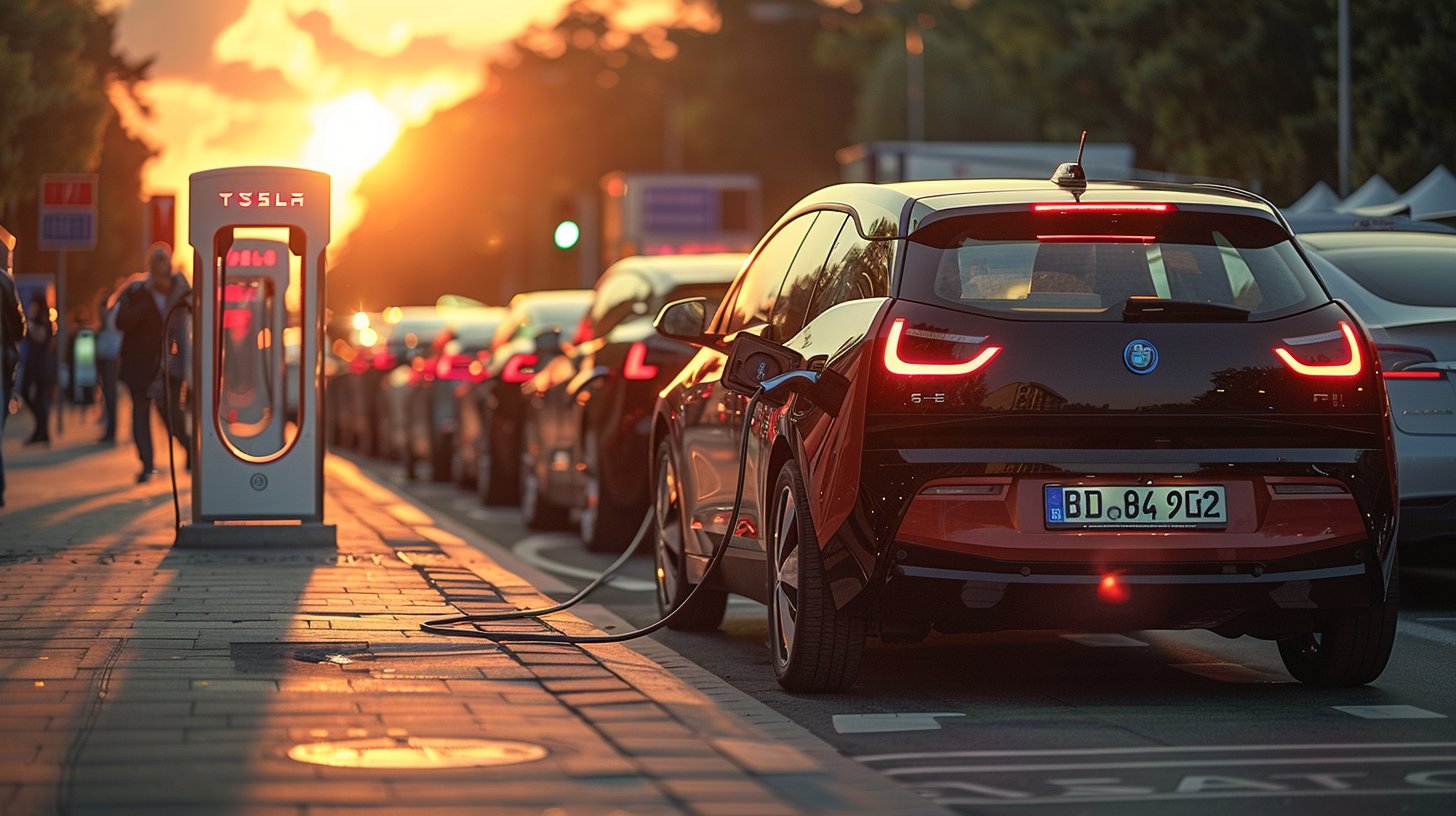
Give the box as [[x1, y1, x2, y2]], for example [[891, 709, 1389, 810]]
[[55, 249, 65, 435]]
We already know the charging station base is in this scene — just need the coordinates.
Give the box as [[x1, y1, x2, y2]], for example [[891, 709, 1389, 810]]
[[174, 522, 338, 549]]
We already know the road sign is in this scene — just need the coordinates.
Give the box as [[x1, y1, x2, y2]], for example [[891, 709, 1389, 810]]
[[38, 173, 98, 251], [147, 194, 176, 252]]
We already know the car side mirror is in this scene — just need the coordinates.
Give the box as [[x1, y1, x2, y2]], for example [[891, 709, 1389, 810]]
[[535, 327, 563, 356], [654, 297, 715, 346]]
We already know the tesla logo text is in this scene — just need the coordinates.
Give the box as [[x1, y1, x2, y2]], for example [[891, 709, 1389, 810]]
[[217, 191, 305, 208], [910, 393, 946, 405]]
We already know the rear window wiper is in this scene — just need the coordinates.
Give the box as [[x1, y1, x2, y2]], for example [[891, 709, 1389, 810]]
[[1122, 297, 1251, 322]]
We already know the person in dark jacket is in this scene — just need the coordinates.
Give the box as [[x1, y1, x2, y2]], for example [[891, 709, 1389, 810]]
[[18, 294, 55, 445], [1, 268, 25, 507], [115, 246, 192, 483]]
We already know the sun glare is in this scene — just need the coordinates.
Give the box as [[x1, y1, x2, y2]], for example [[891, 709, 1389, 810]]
[[304, 92, 402, 181]]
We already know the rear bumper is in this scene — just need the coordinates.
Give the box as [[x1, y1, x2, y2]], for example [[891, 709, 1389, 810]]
[[825, 445, 1397, 627]]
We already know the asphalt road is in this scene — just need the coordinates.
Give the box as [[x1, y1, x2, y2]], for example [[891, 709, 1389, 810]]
[[362, 459, 1456, 815]]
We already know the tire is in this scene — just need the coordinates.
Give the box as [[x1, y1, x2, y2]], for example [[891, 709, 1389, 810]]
[[580, 426, 639, 553], [1278, 558, 1400, 687], [653, 440, 727, 632], [768, 459, 866, 693], [430, 430, 453, 483], [478, 415, 518, 506], [520, 418, 567, 530]]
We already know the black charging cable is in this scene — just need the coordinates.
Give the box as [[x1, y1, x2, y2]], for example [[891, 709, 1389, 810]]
[[160, 296, 193, 532], [421, 390, 763, 644], [420, 508, 652, 627]]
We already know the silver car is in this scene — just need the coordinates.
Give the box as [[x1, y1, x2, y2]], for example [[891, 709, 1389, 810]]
[[1301, 230, 1456, 545]]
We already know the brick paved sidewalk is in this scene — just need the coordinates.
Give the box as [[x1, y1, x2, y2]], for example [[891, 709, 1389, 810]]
[[0, 410, 944, 816]]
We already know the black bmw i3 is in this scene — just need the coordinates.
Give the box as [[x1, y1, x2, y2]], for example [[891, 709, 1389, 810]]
[[649, 166, 1399, 693]]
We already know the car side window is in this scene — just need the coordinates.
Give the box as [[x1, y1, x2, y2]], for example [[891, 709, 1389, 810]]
[[721, 214, 816, 335], [771, 212, 849, 339], [804, 224, 893, 324]]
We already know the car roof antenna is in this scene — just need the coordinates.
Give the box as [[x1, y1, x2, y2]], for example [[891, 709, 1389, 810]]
[[1051, 130, 1089, 190]]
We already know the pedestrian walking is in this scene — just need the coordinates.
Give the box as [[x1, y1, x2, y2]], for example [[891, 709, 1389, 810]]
[[115, 246, 192, 483], [18, 294, 56, 446], [95, 284, 123, 444], [0, 265, 26, 508]]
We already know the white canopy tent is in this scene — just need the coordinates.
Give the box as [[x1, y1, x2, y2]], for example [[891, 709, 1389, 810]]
[[1334, 175, 1400, 212], [1287, 180, 1342, 212]]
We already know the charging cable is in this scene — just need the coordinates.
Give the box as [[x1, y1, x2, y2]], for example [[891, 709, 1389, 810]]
[[421, 390, 763, 644], [420, 509, 652, 629], [161, 297, 192, 532]]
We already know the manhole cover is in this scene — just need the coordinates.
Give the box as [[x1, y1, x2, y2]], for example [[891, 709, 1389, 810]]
[[288, 737, 547, 769]]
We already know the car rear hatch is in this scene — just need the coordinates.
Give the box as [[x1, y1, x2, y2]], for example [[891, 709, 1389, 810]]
[[861, 198, 1396, 573]]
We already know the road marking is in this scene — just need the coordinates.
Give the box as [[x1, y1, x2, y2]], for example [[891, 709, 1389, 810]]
[[1171, 662, 1289, 683], [512, 535, 654, 592], [1334, 705, 1446, 720], [855, 742, 1456, 763], [881, 754, 1456, 775], [1401, 621, 1456, 647], [926, 789, 1456, 806], [833, 713, 966, 734], [1061, 633, 1148, 647]]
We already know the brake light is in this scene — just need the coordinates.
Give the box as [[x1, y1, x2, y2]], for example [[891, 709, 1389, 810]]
[[623, 342, 659, 380], [436, 353, 475, 381], [372, 350, 397, 371], [500, 353, 538, 384], [1378, 345, 1444, 380], [1273, 322, 1363, 377], [1037, 234, 1155, 243], [884, 318, 1001, 376], [571, 316, 591, 346], [1033, 203, 1175, 213]]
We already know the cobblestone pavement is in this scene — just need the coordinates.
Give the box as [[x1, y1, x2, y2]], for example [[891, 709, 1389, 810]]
[[0, 408, 944, 816]]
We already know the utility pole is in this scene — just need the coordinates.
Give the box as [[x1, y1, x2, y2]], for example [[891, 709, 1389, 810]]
[[1338, 0, 1351, 196]]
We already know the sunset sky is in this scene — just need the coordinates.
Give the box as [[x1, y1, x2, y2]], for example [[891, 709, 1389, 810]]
[[107, 0, 718, 271]]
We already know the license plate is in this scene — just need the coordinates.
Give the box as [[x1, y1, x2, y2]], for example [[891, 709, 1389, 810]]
[[1044, 485, 1228, 529]]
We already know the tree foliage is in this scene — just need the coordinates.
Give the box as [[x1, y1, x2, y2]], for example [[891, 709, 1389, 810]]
[[0, 0, 154, 319]]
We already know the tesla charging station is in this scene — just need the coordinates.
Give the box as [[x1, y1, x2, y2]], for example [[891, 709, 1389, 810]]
[[177, 166, 335, 547]]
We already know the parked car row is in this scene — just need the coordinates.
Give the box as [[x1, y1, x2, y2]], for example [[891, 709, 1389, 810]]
[[331, 170, 1452, 693]]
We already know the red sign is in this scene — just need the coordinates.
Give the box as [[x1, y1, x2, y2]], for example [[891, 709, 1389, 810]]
[[147, 194, 176, 252], [42, 178, 95, 207]]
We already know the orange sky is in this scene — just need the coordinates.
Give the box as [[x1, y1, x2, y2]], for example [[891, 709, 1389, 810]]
[[109, 0, 717, 273]]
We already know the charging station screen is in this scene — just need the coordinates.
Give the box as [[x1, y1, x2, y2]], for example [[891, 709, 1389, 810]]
[[218, 236, 295, 460]]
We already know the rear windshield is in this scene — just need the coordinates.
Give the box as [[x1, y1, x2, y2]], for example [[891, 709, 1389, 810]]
[[1311, 244, 1456, 308], [902, 209, 1328, 320]]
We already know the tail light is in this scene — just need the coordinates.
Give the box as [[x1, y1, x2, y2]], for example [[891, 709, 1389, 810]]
[[436, 353, 476, 381], [372, 350, 398, 371], [1378, 345, 1444, 380], [571, 315, 592, 346], [1273, 322, 1364, 378], [623, 342, 659, 380], [500, 353, 539, 384], [883, 317, 1001, 376], [470, 351, 491, 382]]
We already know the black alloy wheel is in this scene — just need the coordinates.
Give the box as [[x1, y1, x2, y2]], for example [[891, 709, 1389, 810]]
[[579, 426, 638, 552], [768, 459, 866, 693], [652, 440, 726, 631]]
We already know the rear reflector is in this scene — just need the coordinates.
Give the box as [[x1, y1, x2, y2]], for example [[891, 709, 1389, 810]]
[[1272, 484, 1348, 495], [1273, 322, 1363, 377], [884, 318, 1001, 377], [623, 341, 659, 380], [1384, 370, 1442, 379], [1033, 203, 1175, 213], [921, 485, 1003, 496]]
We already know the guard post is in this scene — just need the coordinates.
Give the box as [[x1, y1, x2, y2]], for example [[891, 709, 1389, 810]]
[[177, 166, 335, 547]]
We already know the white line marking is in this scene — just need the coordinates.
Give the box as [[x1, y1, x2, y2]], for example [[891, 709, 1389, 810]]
[[512, 535, 655, 592], [1334, 705, 1446, 720], [855, 742, 1456, 763], [833, 713, 967, 734], [927, 789, 1456, 806], [883, 754, 1456, 775], [1061, 633, 1148, 648], [1401, 621, 1456, 647], [1171, 662, 1289, 683]]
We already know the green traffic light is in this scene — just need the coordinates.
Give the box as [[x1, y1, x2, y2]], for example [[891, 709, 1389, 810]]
[[553, 219, 581, 250]]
